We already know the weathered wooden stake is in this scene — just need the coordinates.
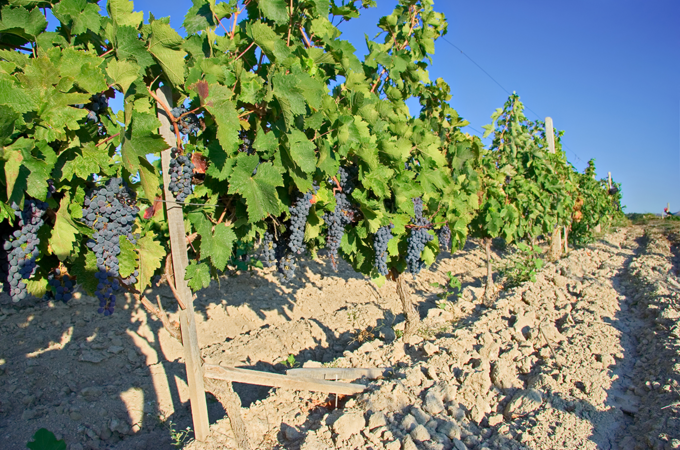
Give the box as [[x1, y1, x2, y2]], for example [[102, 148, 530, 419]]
[[545, 117, 555, 154], [608, 172, 612, 190], [156, 85, 210, 441]]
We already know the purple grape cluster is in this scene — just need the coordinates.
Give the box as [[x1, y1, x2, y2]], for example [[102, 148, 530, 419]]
[[323, 168, 355, 271], [288, 185, 318, 255], [168, 148, 195, 204], [260, 231, 277, 268], [277, 253, 297, 282], [82, 178, 139, 315], [374, 224, 394, 276], [438, 224, 451, 251], [171, 106, 200, 135], [45, 269, 74, 303], [2, 199, 47, 302], [406, 197, 433, 278], [238, 130, 256, 155]]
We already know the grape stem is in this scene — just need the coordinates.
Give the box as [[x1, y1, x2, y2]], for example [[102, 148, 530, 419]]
[[234, 42, 255, 62], [178, 105, 204, 121], [95, 132, 121, 147], [137, 293, 183, 343], [331, 176, 343, 194]]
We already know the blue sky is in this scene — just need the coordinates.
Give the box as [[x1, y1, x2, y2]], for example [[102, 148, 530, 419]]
[[101, 1, 679, 213]]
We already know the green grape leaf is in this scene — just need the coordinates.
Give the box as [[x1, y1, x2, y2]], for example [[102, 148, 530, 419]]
[[70, 246, 98, 295], [53, 0, 102, 35], [136, 232, 165, 292], [114, 26, 155, 69], [118, 235, 137, 278], [26, 277, 48, 298], [252, 126, 278, 157], [210, 223, 237, 271], [259, 0, 288, 25], [0, 5, 48, 38], [183, 0, 215, 34], [50, 194, 79, 261], [248, 21, 290, 62], [287, 130, 316, 173], [203, 83, 239, 154], [4, 148, 26, 202], [148, 21, 186, 86], [228, 154, 284, 223], [185, 261, 211, 291], [107, 0, 143, 27], [0, 77, 36, 112], [26, 428, 66, 450], [106, 58, 141, 94]]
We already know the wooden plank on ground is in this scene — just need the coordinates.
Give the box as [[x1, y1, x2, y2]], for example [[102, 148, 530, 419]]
[[204, 365, 366, 396], [286, 367, 392, 381], [157, 85, 210, 441]]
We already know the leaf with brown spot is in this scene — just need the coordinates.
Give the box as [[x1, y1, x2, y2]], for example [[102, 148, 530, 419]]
[[193, 80, 209, 101], [192, 152, 208, 174]]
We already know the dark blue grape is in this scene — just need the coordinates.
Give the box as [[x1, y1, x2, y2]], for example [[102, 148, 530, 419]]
[[171, 106, 201, 135]]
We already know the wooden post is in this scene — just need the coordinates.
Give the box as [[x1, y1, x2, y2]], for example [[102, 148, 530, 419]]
[[563, 225, 568, 254], [156, 85, 210, 441], [608, 172, 612, 190], [545, 117, 555, 154]]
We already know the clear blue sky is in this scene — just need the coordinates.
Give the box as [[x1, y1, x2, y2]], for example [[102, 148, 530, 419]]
[[102, 1, 679, 213]]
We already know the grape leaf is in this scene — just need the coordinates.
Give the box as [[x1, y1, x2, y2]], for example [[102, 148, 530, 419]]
[[228, 154, 284, 223], [50, 194, 79, 261], [113, 26, 155, 69], [210, 223, 237, 271], [185, 261, 211, 291], [183, 0, 215, 34], [118, 235, 137, 278], [107, 0, 143, 28], [259, 0, 288, 25], [26, 428, 66, 450], [105, 58, 141, 94], [203, 83, 239, 155], [287, 130, 316, 173], [247, 21, 290, 62], [136, 232, 165, 292], [0, 5, 48, 39], [148, 21, 187, 86], [53, 0, 102, 35], [71, 247, 98, 295]]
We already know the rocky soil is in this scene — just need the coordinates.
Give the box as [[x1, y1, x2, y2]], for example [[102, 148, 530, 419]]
[[1, 225, 679, 450]]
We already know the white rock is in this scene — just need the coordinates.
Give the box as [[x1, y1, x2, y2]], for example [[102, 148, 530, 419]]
[[332, 411, 365, 441]]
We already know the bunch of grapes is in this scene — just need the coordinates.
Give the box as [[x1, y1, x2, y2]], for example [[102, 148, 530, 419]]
[[238, 130, 256, 155], [82, 178, 139, 315], [323, 168, 355, 271], [2, 199, 47, 302], [288, 185, 318, 255], [374, 224, 394, 276], [171, 106, 200, 135], [260, 231, 277, 268], [45, 269, 75, 303], [406, 197, 433, 278], [277, 253, 297, 282], [438, 224, 451, 251], [81, 92, 109, 124], [168, 148, 195, 204]]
